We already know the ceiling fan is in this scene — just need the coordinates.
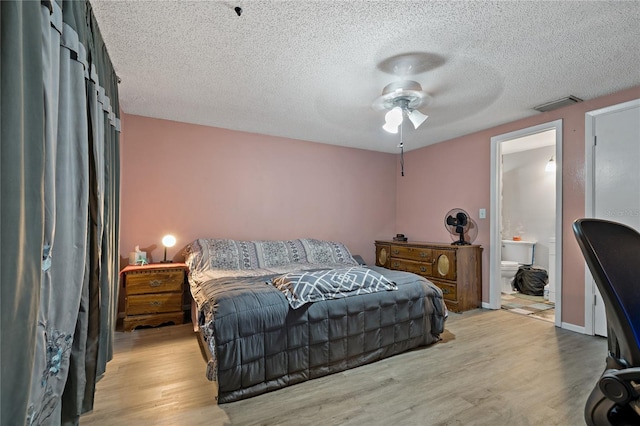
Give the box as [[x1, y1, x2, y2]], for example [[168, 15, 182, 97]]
[[372, 80, 432, 134], [372, 79, 432, 176]]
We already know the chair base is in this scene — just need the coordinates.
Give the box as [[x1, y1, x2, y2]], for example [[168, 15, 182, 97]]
[[585, 375, 640, 426]]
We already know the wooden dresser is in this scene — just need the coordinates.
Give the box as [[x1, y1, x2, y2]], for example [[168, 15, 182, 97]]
[[121, 263, 186, 331], [375, 241, 482, 313]]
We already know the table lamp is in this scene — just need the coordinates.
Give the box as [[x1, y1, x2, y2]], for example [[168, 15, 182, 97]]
[[161, 234, 176, 263]]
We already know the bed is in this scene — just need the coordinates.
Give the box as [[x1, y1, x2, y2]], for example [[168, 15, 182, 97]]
[[184, 238, 447, 403]]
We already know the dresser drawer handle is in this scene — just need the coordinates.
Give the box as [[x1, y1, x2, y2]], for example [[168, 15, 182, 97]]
[[441, 288, 450, 295], [420, 266, 427, 273], [420, 252, 427, 258], [150, 301, 161, 306], [392, 261, 400, 268], [392, 249, 400, 255], [149, 280, 163, 287]]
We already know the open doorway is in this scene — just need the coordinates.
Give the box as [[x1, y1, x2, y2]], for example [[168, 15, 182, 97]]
[[489, 120, 563, 328]]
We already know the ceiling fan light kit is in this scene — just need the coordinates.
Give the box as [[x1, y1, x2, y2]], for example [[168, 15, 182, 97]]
[[373, 80, 432, 176]]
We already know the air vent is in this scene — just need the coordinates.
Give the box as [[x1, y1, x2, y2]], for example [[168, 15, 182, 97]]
[[533, 95, 583, 112]]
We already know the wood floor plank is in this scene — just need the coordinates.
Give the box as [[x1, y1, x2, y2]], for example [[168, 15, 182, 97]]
[[81, 309, 606, 425]]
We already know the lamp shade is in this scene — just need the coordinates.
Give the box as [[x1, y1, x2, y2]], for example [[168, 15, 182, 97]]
[[383, 107, 403, 133], [162, 235, 176, 247], [385, 107, 403, 127], [407, 109, 428, 129], [382, 122, 399, 134]]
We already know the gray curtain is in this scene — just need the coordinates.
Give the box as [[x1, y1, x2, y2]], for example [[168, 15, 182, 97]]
[[1, 1, 121, 424], [1, 1, 46, 424]]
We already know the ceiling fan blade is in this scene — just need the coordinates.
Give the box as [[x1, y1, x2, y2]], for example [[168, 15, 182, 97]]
[[407, 109, 428, 129]]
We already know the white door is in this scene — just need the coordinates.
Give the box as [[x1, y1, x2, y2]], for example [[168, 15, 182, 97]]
[[590, 101, 640, 336]]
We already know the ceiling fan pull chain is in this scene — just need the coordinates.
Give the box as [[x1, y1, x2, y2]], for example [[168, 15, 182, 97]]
[[399, 120, 405, 176]]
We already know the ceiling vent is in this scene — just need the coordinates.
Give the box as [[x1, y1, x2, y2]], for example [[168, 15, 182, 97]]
[[533, 95, 583, 112]]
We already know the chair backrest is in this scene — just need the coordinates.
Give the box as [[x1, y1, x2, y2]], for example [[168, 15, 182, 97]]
[[573, 218, 640, 366]]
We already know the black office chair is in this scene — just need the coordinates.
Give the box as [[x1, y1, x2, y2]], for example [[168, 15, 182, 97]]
[[573, 218, 640, 426]]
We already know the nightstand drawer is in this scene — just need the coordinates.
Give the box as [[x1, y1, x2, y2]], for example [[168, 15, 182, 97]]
[[126, 293, 182, 315], [390, 245, 433, 262], [126, 269, 183, 294], [390, 258, 433, 276]]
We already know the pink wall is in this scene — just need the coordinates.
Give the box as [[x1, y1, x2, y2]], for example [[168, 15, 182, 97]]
[[119, 115, 396, 268], [120, 86, 638, 327], [398, 86, 640, 326]]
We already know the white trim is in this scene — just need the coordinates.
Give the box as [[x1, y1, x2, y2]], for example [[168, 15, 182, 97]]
[[583, 98, 640, 336], [481, 302, 493, 309], [584, 107, 596, 336], [489, 120, 563, 329], [561, 322, 586, 335], [489, 136, 501, 310]]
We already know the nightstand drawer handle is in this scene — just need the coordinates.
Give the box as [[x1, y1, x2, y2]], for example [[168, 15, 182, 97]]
[[150, 301, 161, 306], [441, 288, 450, 295], [149, 280, 163, 287]]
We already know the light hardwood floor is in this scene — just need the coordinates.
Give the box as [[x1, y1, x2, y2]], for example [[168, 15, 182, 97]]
[[81, 309, 606, 425]]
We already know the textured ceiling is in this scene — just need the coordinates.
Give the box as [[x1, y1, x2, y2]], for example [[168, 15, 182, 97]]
[[90, 1, 640, 153]]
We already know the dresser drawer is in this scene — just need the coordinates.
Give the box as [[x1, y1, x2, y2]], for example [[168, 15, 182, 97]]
[[390, 258, 433, 276], [430, 279, 457, 302], [390, 245, 433, 262], [126, 292, 182, 316], [443, 299, 459, 313], [125, 269, 183, 295]]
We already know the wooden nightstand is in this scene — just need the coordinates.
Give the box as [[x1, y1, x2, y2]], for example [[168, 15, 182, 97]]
[[121, 263, 187, 332]]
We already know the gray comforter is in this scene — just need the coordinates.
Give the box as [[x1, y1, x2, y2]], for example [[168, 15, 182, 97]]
[[192, 266, 447, 403]]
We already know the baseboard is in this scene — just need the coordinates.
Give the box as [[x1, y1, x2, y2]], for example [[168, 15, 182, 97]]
[[482, 302, 499, 310], [561, 321, 586, 335]]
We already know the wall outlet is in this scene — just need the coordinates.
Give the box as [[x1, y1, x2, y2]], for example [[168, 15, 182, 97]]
[[479, 208, 486, 219]]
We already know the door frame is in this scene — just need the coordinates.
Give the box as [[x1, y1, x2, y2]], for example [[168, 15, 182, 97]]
[[489, 119, 563, 328], [584, 98, 640, 335]]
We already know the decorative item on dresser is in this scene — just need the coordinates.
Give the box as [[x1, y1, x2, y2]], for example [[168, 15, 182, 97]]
[[121, 263, 187, 331], [375, 240, 482, 312]]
